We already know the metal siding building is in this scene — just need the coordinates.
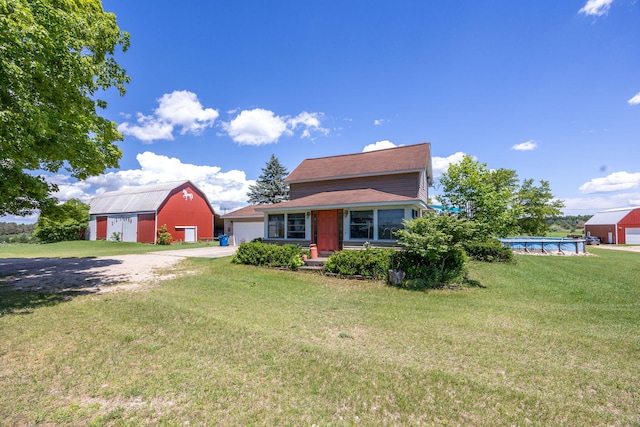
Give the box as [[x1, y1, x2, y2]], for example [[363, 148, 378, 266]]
[[88, 181, 215, 243], [584, 207, 640, 244]]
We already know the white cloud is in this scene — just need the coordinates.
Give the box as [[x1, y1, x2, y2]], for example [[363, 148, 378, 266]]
[[374, 119, 386, 125], [155, 91, 219, 134], [222, 109, 288, 145], [578, 0, 614, 16], [118, 90, 219, 142], [579, 171, 640, 193], [562, 192, 640, 215], [118, 113, 174, 142], [222, 108, 328, 145], [511, 140, 537, 151], [432, 152, 466, 178], [628, 92, 640, 105], [287, 111, 328, 139], [362, 140, 397, 152], [42, 152, 254, 214]]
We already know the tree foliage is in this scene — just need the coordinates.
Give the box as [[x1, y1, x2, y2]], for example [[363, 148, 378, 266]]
[[439, 155, 521, 238], [247, 154, 289, 204], [438, 155, 564, 237], [394, 213, 477, 287], [0, 0, 130, 215], [515, 179, 564, 235], [33, 198, 89, 243]]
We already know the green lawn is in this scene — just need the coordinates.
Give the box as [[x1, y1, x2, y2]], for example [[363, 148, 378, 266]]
[[0, 240, 217, 258], [1, 247, 639, 425]]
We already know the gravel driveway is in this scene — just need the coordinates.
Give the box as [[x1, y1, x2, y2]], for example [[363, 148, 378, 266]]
[[0, 246, 237, 294]]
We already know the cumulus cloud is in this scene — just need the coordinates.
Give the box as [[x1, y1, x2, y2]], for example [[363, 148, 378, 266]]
[[628, 92, 640, 105], [511, 140, 537, 151], [362, 140, 397, 152], [579, 171, 640, 193], [374, 119, 386, 125], [432, 152, 466, 178], [287, 111, 328, 139], [43, 152, 254, 214], [578, 0, 614, 16], [222, 109, 328, 145], [118, 90, 219, 142], [562, 192, 640, 214]]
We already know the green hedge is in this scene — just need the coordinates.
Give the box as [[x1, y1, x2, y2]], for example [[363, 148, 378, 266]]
[[464, 240, 514, 263], [232, 241, 304, 270], [324, 248, 394, 280], [390, 248, 467, 289]]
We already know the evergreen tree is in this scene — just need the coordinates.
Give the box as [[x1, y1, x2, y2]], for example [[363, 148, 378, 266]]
[[247, 155, 290, 204]]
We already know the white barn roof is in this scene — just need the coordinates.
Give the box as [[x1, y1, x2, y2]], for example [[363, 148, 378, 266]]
[[89, 180, 190, 215], [584, 207, 638, 226]]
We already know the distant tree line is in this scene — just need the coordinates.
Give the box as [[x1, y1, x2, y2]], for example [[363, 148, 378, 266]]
[[0, 222, 35, 235], [546, 215, 592, 232]]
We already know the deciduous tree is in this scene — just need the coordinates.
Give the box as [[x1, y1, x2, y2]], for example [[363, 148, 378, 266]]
[[0, 0, 129, 215], [33, 198, 89, 243], [515, 179, 564, 236], [438, 155, 520, 238], [438, 155, 563, 237]]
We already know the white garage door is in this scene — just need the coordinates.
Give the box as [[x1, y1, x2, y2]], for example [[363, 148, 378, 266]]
[[625, 228, 640, 244], [233, 222, 264, 245]]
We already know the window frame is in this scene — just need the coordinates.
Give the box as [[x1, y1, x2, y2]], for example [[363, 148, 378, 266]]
[[267, 214, 285, 238]]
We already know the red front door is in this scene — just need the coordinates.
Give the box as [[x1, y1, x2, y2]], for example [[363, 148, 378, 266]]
[[315, 210, 340, 253]]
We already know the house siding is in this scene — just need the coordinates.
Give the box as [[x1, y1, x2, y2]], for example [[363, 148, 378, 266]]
[[290, 173, 421, 200]]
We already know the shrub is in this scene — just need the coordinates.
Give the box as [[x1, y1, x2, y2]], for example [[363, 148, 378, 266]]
[[393, 213, 476, 288], [391, 248, 467, 289], [324, 248, 394, 280], [33, 219, 86, 243], [232, 241, 305, 270], [464, 239, 514, 263], [157, 224, 173, 245]]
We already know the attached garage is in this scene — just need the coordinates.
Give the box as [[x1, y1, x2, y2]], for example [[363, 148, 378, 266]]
[[584, 207, 640, 245], [221, 205, 265, 246], [88, 180, 215, 244]]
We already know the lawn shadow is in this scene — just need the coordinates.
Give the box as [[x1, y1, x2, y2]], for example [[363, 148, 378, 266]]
[[0, 257, 127, 315]]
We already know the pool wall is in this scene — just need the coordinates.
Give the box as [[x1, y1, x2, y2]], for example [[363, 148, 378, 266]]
[[498, 238, 586, 255]]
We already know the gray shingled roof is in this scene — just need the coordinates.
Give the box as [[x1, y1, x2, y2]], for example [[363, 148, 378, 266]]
[[89, 180, 190, 215], [585, 207, 637, 226]]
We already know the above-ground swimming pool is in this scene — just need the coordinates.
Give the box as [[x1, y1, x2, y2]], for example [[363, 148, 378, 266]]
[[498, 237, 586, 255]]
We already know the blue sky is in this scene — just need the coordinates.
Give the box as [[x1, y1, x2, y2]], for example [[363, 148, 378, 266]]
[[7, 0, 640, 222]]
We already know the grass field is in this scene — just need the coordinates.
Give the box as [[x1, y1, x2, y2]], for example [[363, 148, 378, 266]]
[[1, 245, 639, 425], [0, 240, 217, 258]]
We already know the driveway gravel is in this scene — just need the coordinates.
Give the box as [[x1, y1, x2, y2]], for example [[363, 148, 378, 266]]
[[0, 246, 237, 294]]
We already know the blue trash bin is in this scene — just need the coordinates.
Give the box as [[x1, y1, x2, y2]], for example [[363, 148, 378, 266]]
[[219, 235, 229, 246]]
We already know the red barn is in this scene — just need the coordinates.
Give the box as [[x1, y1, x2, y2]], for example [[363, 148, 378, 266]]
[[584, 207, 640, 244], [88, 180, 215, 244]]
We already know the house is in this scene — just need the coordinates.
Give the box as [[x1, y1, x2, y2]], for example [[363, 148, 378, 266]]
[[88, 180, 215, 243], [584, 207, 640, 244], [221, 204, 265, 246], [257, 143, 433, 253]]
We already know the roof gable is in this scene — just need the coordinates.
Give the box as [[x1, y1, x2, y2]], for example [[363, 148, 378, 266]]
[[585, 207, 638, 226], [89, 180, 212, 215], [285, 143, 432, 184]]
